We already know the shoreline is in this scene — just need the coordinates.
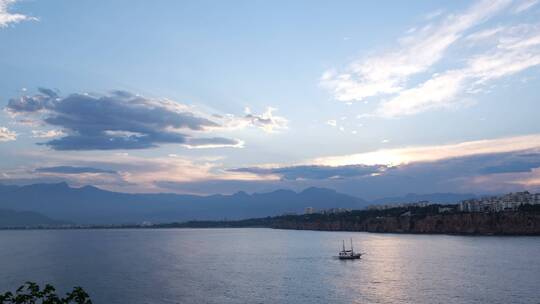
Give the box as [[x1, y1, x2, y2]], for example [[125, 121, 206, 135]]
[[2, 224, 540, 237], [2, 205, 540, 236]]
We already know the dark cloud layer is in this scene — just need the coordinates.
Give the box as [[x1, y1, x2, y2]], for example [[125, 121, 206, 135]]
[[479, 153, 540, 174], [35, 166, 117, 174], [7, 88, 58, 113], [232, 152, 540, 182], [186, 137, 242, 148], [7, 89, 240, 150], [232, 164, 388, 180], [186, 151, 540, 198]]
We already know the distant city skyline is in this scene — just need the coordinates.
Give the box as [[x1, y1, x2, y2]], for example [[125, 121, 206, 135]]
[[1, 0, 540, 199]]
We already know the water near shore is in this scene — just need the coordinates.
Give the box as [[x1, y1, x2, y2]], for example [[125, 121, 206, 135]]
[[1, 228, 539, 304]]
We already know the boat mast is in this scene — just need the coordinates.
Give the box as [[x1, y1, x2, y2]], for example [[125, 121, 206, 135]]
[[350, 238, 354, 253], [342, 240, 345, 252]]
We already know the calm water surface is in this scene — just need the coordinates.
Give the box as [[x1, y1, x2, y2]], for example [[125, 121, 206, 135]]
[[0, 228, 539, 304]]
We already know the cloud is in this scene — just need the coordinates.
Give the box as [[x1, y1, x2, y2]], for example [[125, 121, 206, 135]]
[[220, 107, 288, 133], [223, 135, 540, 197], [321, 0, 511, 102], [2, 149, 271, 193], [321, 0, 540, 118], [0, 0, 37, 28], [7, 89, 242, 150], [153, 151, 540, 198], [35, 166, 117, 174], [217, 150, 540, 198], [0, 127, 16, 142], [424, 9, 445, 20], [473, 152, 540, 174], [513, 0, 539, 13], [465, 26, 505, 41], [184, 137, 244, 149], [375, 23, 540, 117], [6, 134, 540, 197], [375, 70, 470, 117], [6, 88, 57, 112], [387, 152, 540, 195], [31, 130, 65, 138], [229, 164, 388, 180], [312, 134, 540, 166], [233, 148, 540, 183], [326, 120, 337, 127]]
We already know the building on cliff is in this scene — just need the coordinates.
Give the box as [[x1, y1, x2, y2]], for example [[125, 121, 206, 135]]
[[304, 207, 315, 214], [459, 191, 540, 212], [322, 208, 350, 214], [367, 200, 433, 211]]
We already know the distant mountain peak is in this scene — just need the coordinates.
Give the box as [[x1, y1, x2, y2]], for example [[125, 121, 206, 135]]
[[301, 187, 337, 195], [80, 185, 101, 191], [265, 189, 296, 195], [233, 190, 249, 197]]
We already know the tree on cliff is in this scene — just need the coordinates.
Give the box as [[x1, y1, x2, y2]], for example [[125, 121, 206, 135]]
[[0, 282, 92, 304]]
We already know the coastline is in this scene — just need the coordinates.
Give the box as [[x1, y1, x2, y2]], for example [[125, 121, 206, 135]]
[[2, 209, 540, 236], [270, 211, 540, 236]]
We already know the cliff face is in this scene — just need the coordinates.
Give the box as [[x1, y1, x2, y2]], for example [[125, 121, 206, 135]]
[[272, 212, 540, 235]]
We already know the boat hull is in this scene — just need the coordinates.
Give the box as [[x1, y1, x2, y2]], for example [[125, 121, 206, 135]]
[[338, 254, 362, 260]]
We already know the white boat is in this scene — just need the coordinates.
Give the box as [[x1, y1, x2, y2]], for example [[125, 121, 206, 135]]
[[338, 238, 362, 260]]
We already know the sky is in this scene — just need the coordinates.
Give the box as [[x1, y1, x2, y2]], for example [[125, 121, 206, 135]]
[[1, 0, 540, 199]]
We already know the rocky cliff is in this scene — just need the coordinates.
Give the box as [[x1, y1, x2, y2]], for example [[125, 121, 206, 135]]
[[271, 212, 540, 235]]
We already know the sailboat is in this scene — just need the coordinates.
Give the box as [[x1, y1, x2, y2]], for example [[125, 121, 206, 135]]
[[338, 238, 362, 260]]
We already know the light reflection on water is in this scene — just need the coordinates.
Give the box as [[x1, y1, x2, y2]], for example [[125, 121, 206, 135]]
[[0, 228, 539, 304]]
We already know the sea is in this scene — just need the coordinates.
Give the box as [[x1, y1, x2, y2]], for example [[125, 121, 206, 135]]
[[0, 228, 539, 304]]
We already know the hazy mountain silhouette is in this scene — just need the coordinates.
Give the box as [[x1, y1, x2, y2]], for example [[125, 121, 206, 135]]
[[0, 209, 70, 228], [0, 183, 481, 226], [371, 193, 477, 205], [0, 183, 369, 224]]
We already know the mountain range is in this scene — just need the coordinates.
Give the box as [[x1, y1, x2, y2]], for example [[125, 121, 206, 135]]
[[371, 193, 477, 205], [0, 209, 70, 228], [0, 183, 475, 226]]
